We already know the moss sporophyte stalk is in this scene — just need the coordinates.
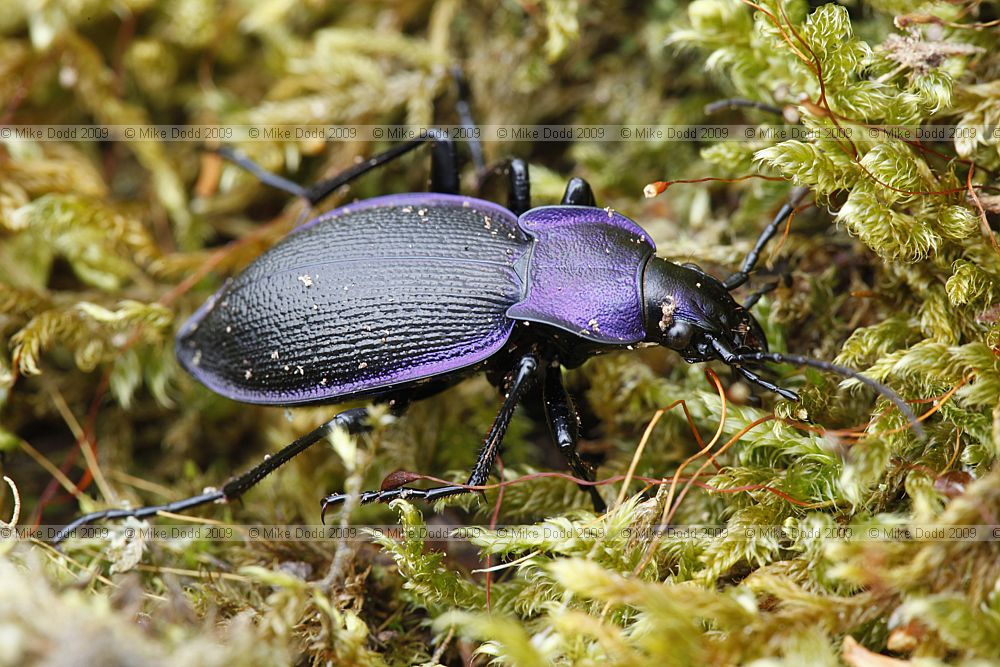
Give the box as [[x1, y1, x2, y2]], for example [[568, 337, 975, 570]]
[[2, 1, 1000, 665]]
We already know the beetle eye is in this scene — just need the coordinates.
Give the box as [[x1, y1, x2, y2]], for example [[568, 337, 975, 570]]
[[662, 321, 694, 350]]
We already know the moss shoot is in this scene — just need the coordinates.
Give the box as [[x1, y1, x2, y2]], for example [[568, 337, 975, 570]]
[[2, 1, 1000, 665]]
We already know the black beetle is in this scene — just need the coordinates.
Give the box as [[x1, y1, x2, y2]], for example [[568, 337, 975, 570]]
[[54, 130, 921, 541]]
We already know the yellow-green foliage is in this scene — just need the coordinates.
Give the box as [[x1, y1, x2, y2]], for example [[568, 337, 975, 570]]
[[3, 1, 1000, 665]]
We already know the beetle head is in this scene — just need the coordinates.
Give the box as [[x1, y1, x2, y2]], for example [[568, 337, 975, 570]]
[[642, 257, 767, 358]]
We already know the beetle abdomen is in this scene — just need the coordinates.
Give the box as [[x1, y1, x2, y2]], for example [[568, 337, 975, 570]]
[[177, 194, 528, 405]]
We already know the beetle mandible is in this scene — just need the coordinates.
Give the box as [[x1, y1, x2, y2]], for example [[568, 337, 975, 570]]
[[55, 128, 921, 540]]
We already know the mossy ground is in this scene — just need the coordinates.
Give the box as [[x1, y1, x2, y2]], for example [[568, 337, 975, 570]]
[[2, 1, 1000, 665]]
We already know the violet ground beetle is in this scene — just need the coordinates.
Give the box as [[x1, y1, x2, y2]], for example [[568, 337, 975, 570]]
[[54, 119, 923, 542]]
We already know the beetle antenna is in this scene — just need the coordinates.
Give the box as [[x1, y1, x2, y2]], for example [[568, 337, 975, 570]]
[[732, 351, 926, 440]]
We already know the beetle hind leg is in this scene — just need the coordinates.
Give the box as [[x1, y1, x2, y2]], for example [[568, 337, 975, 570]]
[[302, 129, 461, 204], [321, 353, 542, 518], [54, 408, 372, 544], [217, 129, 463, 209], [452, 65, 485, 174], [54, 489, 228, 545], [214, 147, 309, 199]]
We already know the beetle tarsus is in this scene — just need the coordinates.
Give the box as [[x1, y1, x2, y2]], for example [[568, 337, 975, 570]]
[[734, 365, 800, 401], [52, 489, 224, 545], [320, 484, 474, 522]]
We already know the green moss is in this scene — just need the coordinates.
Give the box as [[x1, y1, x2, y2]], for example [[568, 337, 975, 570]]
[[3, 0, 1000, 664]]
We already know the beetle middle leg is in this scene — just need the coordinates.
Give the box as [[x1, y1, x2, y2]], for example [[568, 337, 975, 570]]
[[320, 352, 542, 515], [560, 177, 597, 206], [506, 158, 532, 216], [477, 156, 534, 215], [542, 362, 607, 512]]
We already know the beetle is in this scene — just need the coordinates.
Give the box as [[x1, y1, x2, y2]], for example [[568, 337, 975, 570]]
[[54, 131, 921, 541]]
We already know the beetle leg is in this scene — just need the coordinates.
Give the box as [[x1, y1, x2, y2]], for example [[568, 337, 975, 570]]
[[301, 128, 461, 204], [476, 156, 530, 213], [427, 131, 461, 195], [218, 407, 372, 499], [742, 281, 779, 310], [733, 365, 799, 401], [321, 353, 541, 516], [219, 129, 461, 207], [53, 407, 372, 544], [723, 186, 809, 290], [709, 337, 799, 401], [216, 140, 430, 207], [214, 147, 309, 199], [542, 363, 607, 512], [560, 177, 597, 207], [506, 158, 531, 216], [221, 65, 484, 203], [222, 64, 479, 204], [451, 65, 485, 174]]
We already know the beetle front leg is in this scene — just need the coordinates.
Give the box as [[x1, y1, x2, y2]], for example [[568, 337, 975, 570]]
[[321, 352, 542, 516], [723, 186, 809, 290], [542, 363, 607, 512], [742, 280, 779, 310], [732, 365, 799, 401], [709, 337, 799, 401]]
